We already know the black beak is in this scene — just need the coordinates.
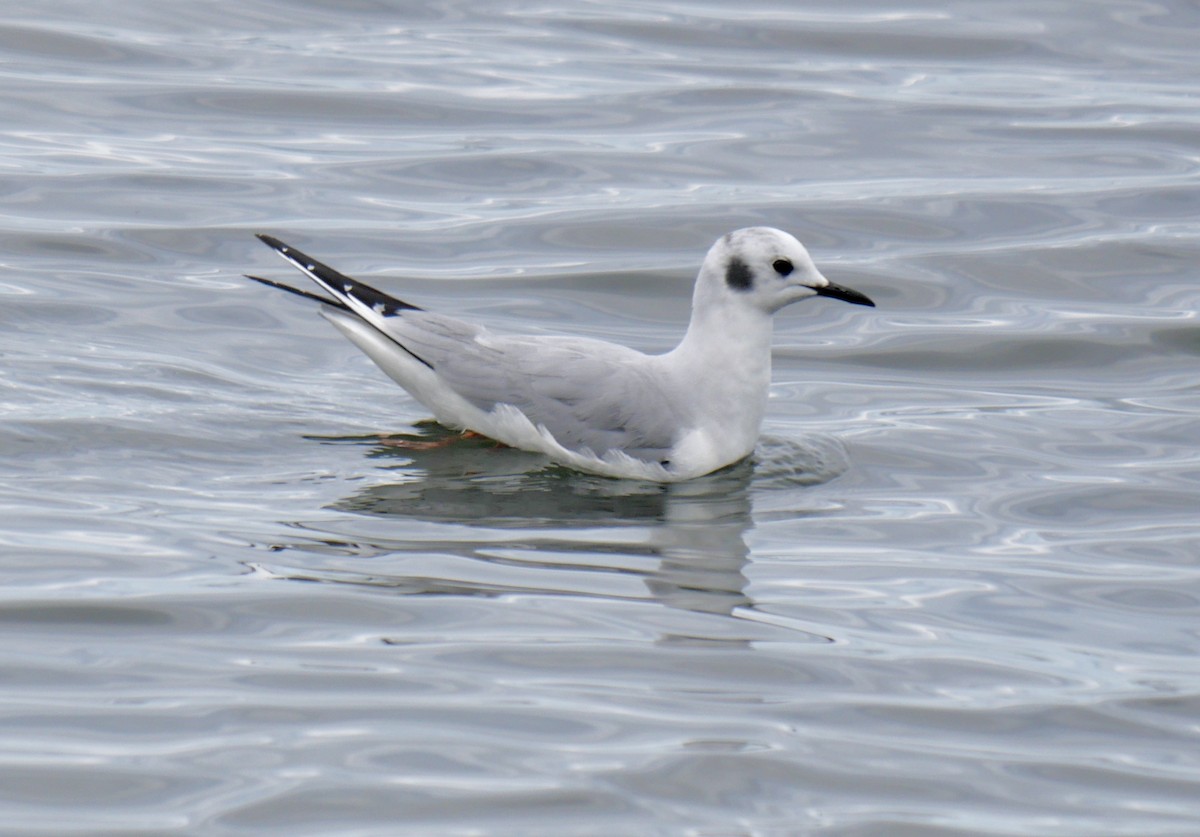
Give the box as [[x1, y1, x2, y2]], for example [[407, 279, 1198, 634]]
[[816, 281, 875, 307]]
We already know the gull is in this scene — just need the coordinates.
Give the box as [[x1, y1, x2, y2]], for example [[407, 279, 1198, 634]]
[[247, 227, 874, 482]]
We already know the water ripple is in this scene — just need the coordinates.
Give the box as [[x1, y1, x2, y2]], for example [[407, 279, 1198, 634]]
[[2, 0, 1200, 833]]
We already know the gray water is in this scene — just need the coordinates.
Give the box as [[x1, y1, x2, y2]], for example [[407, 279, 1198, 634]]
[[2, 1, 1199, 834]]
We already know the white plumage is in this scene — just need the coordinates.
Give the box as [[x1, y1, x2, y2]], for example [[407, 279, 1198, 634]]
[[247, 227, 873, 481]]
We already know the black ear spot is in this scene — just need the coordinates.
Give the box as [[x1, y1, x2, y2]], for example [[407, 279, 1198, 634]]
[[773, 259, 794, 276], [725, 257, 752, 291]]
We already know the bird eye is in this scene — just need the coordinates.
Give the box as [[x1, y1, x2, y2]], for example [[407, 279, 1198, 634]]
[[772, 259, 793, 276]]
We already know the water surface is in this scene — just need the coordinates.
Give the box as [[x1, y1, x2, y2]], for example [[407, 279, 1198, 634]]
[[1, 1, 1199, 834]]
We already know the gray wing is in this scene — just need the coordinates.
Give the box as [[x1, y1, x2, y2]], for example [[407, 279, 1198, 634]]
[[249, 234, 679, 461], [386, 312, 681, 461]]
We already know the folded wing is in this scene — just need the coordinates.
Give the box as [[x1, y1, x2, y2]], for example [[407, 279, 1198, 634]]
[[251, 236, 678, 462]]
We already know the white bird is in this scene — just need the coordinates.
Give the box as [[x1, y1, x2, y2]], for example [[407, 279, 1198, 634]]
[[247, 227, 873, 482]]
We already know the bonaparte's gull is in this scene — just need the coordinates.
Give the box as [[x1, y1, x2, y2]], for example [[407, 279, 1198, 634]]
[[247, 228, 873, 481]]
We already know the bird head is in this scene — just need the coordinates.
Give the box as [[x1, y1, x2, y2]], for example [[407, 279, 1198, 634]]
[[700, 227, 874, 315]]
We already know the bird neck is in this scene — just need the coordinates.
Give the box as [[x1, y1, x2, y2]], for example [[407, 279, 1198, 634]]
[[667, 297, 775, 415], [679, 276, 774, 353]]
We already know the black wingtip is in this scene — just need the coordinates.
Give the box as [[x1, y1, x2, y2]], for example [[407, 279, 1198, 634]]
[[243, 273, 347, 309], [255, 233, 287, 251], [251, 233, 424, 315]]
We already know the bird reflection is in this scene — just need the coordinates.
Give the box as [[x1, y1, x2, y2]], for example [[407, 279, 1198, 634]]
[[255, 422, 845, 627]]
